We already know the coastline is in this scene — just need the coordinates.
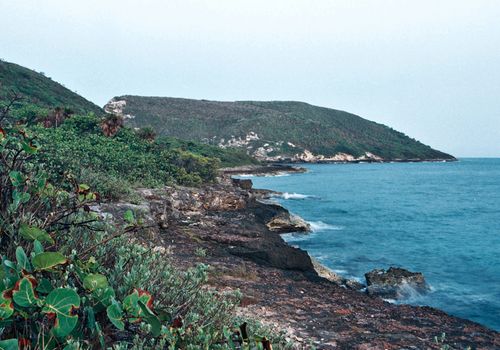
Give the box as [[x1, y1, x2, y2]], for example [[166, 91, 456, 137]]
[[220, 158, 457, 178], [98, 170, 499, 348], [269, 158, 458, 164], [220, 164, 308, 176]]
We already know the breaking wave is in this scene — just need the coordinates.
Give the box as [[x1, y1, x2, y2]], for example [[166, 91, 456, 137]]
[[278, 192, 315, 200], [308, 221, 344, 232]]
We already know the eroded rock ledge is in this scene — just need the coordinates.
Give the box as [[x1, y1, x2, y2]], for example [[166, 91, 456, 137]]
[[97, 177, 499, 349]]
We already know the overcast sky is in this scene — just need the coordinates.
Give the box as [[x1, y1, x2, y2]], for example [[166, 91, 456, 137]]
[[1, 0, 499, 157]]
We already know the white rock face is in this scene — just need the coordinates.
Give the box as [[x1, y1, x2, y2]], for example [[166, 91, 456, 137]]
[[360, 152, 383, 161], [218, 132, 260, 148], [218, 135, 385, 163], [290, 150, 383, 163], [104, 99, 136, 119]]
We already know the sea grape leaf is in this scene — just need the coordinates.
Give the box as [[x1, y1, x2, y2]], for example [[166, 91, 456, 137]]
[[92, 286, 115, 309], [9, 171, 24, 187], [11, 190, 30, 210], [19, 224, 54, 245], [36, 278, 54, 294], [15, 247, 31, 272], [1, 260, 18, 289], [35, 174, 48, 192], [21, 141, 37, 154], [83, 273, 108, 291], [0, 339, 18, 350], [124, 209, 135, 224], [2, 259, 17, 272], [77, 184, 96, 201], [12, 276, 38, 307], [123, 289, 153, 322], [33, 240, 44, 255], [42, 288, 80, 338], [0, 290, 14, 320], [106, 299, 125, 330], [32, 252, 67, 271], [138, 300, 161, 337], [78, 184, 90, 191]]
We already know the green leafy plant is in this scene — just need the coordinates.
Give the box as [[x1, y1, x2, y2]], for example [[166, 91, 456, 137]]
[[0, 96, 295, 349]]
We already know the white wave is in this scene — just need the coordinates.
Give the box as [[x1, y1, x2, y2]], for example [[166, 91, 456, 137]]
[[308, 221, 344, 232], [278, 192, 313, 200], [281, 232, 315, 242], [393, 281, 430, 304], [262, 172, 290, 177], [384, 284, 429, 304]]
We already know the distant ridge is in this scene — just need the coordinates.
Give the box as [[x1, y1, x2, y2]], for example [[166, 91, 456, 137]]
[[105, 95, 455, 162], [0, 60, 103, 115]]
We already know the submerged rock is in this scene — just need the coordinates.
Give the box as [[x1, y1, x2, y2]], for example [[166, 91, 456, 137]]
[[365, 267, 429, 299]]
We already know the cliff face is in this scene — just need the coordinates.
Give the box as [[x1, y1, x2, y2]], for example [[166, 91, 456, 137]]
[[104, 96, 456, 163], [96, 177, 499, 349]]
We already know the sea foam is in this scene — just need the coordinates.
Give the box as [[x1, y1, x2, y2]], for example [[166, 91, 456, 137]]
[[279, 192, 313, 200], [308, 221, 344, 232]]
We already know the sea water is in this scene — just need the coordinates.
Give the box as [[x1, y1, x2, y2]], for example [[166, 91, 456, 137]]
[[246, 159, 500, 331]]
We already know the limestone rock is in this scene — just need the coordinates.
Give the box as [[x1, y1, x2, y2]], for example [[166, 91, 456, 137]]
[[266, 214, 311, 233], [365, 267, 429, 299]]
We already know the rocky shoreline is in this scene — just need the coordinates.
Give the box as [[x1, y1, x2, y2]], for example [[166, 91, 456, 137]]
[[98, 175, 499, 349], [220, 164, 308, 176]]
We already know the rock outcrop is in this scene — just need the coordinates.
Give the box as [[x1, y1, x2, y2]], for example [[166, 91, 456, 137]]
[[94, 178, 499, 349], [99, 179, 316, 273], [266, 214, 311, 233], [311, 258, 365, 291], [365, 267, 429, 299]]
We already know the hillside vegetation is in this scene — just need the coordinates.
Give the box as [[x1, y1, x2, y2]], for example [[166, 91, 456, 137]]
[[107, 96, 455, 161], [0, 60, 102, 115], [0, 64, 285, 347]]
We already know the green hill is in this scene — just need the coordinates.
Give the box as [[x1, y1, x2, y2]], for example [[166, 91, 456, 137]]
[[0, 60, 102, 114], [105, 96, 455, 162]]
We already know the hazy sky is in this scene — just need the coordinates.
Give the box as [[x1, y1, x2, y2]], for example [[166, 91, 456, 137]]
[[2, 1, 500, 157]]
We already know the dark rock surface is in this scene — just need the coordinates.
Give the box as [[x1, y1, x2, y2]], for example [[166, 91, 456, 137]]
[[365, 267, 429, 299], [97, 177, 499, 349], [232, 177, 253, 190], [220, 164, 307, 176]]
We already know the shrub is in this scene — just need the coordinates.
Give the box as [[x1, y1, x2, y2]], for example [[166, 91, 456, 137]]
[[0, 98, 296, 349], [32, 114, 223, 197], [136, 127, 157, 142]]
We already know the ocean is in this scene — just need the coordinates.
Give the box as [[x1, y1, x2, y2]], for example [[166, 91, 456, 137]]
[[245, 158, 500, 331]]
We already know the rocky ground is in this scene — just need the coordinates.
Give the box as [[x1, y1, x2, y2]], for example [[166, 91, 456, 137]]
[[99, 176, 499, 349], [219, 164, 307, 176]]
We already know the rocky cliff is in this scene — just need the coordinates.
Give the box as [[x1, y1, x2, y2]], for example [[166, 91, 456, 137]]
[[95, 176, 499, 349]]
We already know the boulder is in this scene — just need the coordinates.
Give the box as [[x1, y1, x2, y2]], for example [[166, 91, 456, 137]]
[[311, 258, 365, 291], [266, 214, 311, 233], [364, 267, 429, 299], [232, 178, 253, 190]]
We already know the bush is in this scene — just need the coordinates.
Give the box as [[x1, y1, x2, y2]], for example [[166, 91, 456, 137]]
[[0, 98, 295, 349], [31, 114, 227, 198]]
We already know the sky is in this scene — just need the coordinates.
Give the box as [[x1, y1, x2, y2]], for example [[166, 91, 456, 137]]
[[1, 0, 500, 157]]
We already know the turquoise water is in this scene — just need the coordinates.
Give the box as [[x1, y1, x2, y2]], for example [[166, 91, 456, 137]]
[[247, 159, 500, 331]]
